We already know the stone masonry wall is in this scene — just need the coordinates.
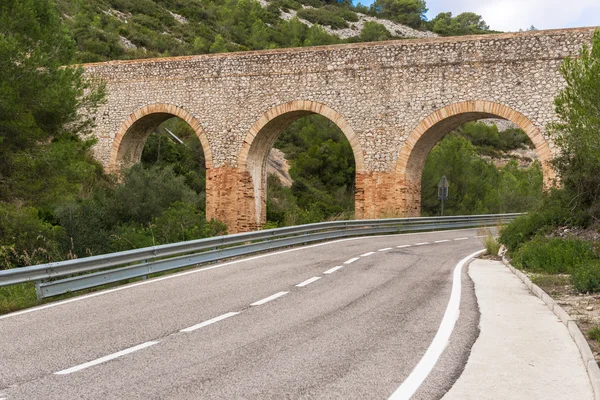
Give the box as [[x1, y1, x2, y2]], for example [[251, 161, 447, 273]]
[[84, 27, 597, 232]]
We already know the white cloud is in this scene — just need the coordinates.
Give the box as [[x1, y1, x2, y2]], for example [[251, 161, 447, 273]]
[[426, 0, 600, 31]]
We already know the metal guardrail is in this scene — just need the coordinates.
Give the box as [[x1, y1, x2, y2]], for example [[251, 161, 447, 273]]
[[0, 213, 520, 299]]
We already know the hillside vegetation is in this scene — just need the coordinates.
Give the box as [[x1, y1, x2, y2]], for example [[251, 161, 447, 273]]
[[52, 0, 494, 62]]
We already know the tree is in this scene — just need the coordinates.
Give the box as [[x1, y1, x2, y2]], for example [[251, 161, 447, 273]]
[[370, 0, 427, 29], [209, 34, 228, 53], [0, 0, 105, 208], [428, 12, 491, 36], [551, 30, 600, 218], [359, 21, 392, 42]]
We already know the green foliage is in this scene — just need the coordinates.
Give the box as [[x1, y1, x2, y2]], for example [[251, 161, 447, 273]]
[[511, 237, 597, 274], [268, 115, 355, 226], [426, 12, 493, 36], [572, 261, 600, 293], [551, 30, 600, 219], [456, 122, 533, 157], [54, 0, 349, 61], [297, 8, 349, 30], [499, 190, 591, 252], [359, 21, 392, 42], [141, 118, 207, 203], [480, 228, 500, 256], [55, 165, 204, 257], [0, 203, 68, 270], [588, 327, 600, 343], [0, 0, 105, 208], [0, 283, 39, 315], [370, 0, 427, 29], [110, 202, 226, 251], [421, 133, 543, 216]]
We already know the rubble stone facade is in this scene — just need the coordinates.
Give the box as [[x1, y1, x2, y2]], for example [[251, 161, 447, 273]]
[[84, 27, 596, 232]]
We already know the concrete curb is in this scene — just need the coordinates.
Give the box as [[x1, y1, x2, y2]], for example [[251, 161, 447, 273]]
[[502, 256, 600, 400]]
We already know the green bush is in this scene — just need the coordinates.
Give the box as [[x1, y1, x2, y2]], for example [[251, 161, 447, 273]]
[[511, 237, 597, 274], [499, 213, 552, 253], [499, 190, 591, 252], [296, 8, 349, 30], [572, 261, 600, 293], [0, 203, 68, 269], [322, 5, 359, 22]]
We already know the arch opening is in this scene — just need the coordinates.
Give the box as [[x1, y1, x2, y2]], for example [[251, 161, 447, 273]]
[[110, 104, 212, 173], [109, 104, 212, 216], [239, 101, 364, 229], [396, 101, 554, 216]]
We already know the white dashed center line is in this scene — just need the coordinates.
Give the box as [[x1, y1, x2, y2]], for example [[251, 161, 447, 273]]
[[344, 257, 360, 264], [414, 242, 429, 246], [296, 276, 321, 287], [55, 341, 159, 375], [397, 245, 411, 248], [361, 251, 375, 257], [251, 291, 289, 306], [378, 248, 393, 252], [434, 240, 450, 243], [454, 237, 469, 241], [324, 266, 344, 274], [180, 312, 240, 333]]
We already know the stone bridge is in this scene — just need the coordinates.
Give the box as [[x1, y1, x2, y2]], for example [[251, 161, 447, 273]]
[[85, 27, 596, 232]]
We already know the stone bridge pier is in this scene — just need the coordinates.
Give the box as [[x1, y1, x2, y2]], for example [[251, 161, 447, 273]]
[[84, 27, 596, 232]]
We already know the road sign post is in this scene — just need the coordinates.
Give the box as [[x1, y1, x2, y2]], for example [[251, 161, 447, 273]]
[[438, 176, 449, 216]]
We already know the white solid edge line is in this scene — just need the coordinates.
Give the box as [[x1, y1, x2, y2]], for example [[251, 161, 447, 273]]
[[324, 266, 344, 274], [397, 245, 411, 248], [361, 251, 376, 257], [388, 249, 485, 400], [250, 291, 289, 306], [454, 237, 469, 241], [378, 248, 393, 252], [54, 341, 159, 375], [296, 276, 322, 287], [0, 228, 482, 321], [414, 242, 429, 246], [344, 257, 360, 264], [434, 240, 450, 243], [180, 312, 240, 333]]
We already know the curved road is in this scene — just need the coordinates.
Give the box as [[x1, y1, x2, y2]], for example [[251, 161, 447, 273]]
[[0, 229, 486, 399]]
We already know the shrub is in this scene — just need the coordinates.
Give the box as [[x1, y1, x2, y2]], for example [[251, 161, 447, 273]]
[[483, 235, 500, 256], [588, 326, 600, 343], [296, 8, 349, 29], [499, 190, 591, 252], [512, 237, 597, 274], [322, 5, 359, 22], [0, 202, 67, 269], [572, 261, 600, 293]]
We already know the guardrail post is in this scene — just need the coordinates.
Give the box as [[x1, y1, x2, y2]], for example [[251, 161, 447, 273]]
[[35, 281, 43, 300]]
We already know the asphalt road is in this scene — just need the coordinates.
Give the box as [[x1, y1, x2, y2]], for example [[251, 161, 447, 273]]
[[0, 229, 485, 399]]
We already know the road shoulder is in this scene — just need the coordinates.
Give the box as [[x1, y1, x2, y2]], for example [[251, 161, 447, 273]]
[[443, 259, 593, 400]]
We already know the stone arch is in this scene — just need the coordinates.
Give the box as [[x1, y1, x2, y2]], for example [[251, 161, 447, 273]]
[[109, 103, 212, 173], [395, 100, 555, 216], [237, 100, 365, 228]]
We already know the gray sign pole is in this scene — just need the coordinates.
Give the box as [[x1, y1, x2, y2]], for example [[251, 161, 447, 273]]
[[438, 176, 449, 216]]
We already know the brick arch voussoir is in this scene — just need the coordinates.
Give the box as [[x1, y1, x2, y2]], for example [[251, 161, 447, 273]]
[[396, 100, 554, 182], [238, 100, 365, 172], [109, 103, 213, 173]]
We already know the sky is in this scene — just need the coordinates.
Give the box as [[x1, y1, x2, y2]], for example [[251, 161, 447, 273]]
[[359, 0, 600, 32]]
